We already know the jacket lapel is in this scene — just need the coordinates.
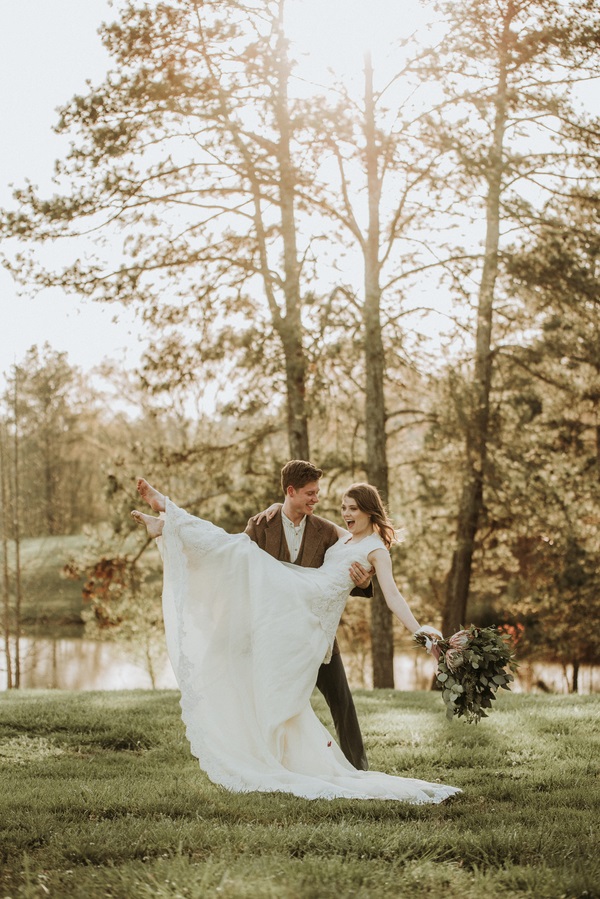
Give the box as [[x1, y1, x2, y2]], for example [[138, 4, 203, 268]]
[[265, 512, 290, 562], [299, 515, 323, 568]]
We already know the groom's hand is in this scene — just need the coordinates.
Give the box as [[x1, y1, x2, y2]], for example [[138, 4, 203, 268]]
[[349, 562, 374, 589]]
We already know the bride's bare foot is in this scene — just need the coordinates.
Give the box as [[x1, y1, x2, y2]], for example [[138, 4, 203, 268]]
[[131, 510, 164, 539], [136, 478, 166, 513]]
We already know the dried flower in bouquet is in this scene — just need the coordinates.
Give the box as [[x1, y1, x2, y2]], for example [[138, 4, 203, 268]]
[[414, 625, 518, 723]]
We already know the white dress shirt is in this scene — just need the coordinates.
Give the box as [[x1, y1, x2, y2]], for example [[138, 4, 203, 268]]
[[281, 511, 306, 563]]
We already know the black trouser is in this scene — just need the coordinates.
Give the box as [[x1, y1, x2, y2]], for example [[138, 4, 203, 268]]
[[316, 652, 368, 771]]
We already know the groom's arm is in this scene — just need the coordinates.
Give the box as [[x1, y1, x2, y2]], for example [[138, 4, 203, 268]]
[[350, 574, 374, 599], [245, 516, 264, 548]]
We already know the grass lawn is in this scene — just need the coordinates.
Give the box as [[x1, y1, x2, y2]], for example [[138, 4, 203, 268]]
[[5, 533, 163, 633], [0, 689, 598, 899], [7, 535, 90, 630]]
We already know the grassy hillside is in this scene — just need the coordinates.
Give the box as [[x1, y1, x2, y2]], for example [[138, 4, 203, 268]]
[[2, 533, 162, 633], [1, 689, 598, 898], [6, 535, 89, 629]]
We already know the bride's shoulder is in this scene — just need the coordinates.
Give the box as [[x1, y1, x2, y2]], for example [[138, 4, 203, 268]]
[[365, 533, 389, 555]]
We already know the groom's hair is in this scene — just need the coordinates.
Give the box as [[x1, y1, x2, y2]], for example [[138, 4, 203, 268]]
[[281, 460, 323, 494]]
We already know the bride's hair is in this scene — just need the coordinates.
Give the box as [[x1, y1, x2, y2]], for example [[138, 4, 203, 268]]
[[343, 483, 398, 549]]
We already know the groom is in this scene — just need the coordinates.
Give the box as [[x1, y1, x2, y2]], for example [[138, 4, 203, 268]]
[[245, 459, 372, 771]]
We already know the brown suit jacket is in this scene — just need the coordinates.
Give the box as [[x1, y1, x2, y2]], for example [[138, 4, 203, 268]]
[[245, 509, 342, 654], [245, 510, 339, 566]]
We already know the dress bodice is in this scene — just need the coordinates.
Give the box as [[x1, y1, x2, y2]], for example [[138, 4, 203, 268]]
[[323, 532, 387, 570], [303, 532, 387, 661]]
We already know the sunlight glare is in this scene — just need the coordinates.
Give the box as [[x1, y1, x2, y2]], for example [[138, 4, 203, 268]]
[[285, 0, 431, 83]]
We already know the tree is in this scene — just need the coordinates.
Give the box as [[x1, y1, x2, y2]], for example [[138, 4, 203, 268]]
[[1, 0, 339, 460], [495, 190, 600, 688], [417, 0, 600, 635], [0, 416, 14, 688], [1, 346, 110, 537], [304, 43, 454, 685], [9, 368, 23, 686], [411, 188, 600, 685]]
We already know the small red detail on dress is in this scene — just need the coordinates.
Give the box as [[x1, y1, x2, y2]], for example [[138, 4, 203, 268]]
[[327, 741, 332, 747]]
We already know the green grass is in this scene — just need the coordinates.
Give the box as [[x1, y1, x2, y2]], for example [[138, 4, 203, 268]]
[[4, 535, 89, 630], [1, 690, 598, 899], [4, 532, 163, 633]]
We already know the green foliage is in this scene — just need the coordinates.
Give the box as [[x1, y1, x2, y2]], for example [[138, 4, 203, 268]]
[[0, 690, 599, 897], [416, 625, 518, 723], [5, 534, 89, 628], [469, 190, 600, 673], [1, 345, 112, 537]]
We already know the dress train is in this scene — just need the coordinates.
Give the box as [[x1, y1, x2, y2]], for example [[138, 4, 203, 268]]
[[157, 500, 460, 803]]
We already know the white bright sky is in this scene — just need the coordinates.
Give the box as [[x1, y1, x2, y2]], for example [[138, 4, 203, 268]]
[[0, 0, 436, 381], [0, 0, 144, 379]]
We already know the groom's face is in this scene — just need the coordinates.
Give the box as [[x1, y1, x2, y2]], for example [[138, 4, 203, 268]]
[[289, 481, 320, 517]]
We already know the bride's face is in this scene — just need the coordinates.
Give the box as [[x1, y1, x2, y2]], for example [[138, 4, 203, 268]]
[[341, 495, 372, 539]]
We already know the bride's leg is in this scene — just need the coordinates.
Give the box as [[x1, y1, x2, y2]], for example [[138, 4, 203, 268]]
[[136, 477, 166, 512], [131, 510, 164, 539]]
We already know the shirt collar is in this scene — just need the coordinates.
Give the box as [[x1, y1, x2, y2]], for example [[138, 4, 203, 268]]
[[282, 510, 306, 530]]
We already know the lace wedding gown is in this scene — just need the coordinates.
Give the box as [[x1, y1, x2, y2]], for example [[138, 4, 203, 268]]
[[157, 499, 460, 803]]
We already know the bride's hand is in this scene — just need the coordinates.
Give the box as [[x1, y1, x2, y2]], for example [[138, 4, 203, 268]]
[[414, 625, 443, 658], [252, 502, 282, 524]]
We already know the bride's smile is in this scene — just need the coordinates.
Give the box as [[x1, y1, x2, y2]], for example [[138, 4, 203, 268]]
[[341, 496, 373, 541]]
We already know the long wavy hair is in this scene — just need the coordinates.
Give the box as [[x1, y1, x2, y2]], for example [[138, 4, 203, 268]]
[[343, 483, 397, 549]]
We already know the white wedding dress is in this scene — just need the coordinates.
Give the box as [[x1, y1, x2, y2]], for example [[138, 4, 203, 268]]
[[157, 499, 460, 803]]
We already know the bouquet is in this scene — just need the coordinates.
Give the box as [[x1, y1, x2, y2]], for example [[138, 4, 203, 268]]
[[414, 625, 518, 724]]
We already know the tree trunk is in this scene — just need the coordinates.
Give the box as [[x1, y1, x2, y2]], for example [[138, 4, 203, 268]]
[[12, 375, 22, 687], [0, 420, 13, 689], [364, 52, 394, 687], [571, 661, 579, 694], [264, 6, 310, 459], [442, 12, 511, 637], [44, 429, 58, 536], [204, 2, 311, 462], [275, 27, 309, 460], [281, 335, 310, 460]]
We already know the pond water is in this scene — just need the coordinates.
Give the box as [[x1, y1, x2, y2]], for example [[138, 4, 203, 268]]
[[1, 636, 597, 694], [0, 637, 177, 691]]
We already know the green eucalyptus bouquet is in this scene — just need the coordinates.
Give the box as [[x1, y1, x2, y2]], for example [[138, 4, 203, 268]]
[[415, 625, 518, 723]]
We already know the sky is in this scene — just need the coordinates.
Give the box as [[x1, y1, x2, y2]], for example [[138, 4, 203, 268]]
[[0, 0, 435, 382], [0, 0, 145, 378], [2, 1, 597, 387]]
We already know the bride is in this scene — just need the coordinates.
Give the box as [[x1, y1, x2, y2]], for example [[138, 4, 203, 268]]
[[132, 477, 460, 803]]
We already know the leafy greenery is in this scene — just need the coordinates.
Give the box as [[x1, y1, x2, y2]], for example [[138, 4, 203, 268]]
[[416, 626, 518, 723], [1, 346, 114, 537], [4, 534, 89, 630], [0, 690, 598, 898]]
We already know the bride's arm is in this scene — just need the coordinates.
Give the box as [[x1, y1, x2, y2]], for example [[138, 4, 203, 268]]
[[251, 502, 282, 524], [368, 548, 440, 641]]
